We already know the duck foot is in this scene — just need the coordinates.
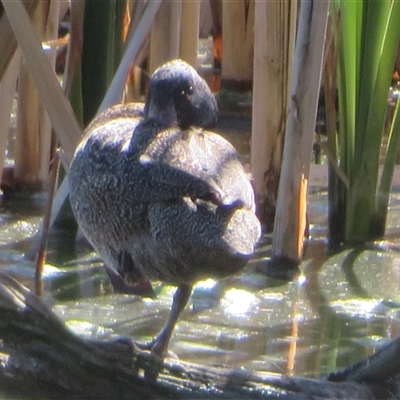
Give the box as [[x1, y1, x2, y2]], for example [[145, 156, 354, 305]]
[[133, 345, 164, 380], [137, 349, 187, 381]]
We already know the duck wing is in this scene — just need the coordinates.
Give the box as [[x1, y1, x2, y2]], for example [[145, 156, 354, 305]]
[[131, 124, 254, 210]]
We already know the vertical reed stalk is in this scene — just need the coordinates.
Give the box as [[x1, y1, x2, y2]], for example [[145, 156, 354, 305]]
[[39, 1, 60, 186], [180, 0, 200, 67], [99, 0, 161, 112], [271, 0, 329, 268], [35, 153, 60, 296], [63, 0, 85, 126], [3, 0, 81, 166], [0, 51, 20, 188], [149, 0, 182, 73], [250, 0, 296, 231], [26, 0, 161, 260], [14, 61, 42, 189], [13, 1, 61, 189], [221, 0, 254, 86]]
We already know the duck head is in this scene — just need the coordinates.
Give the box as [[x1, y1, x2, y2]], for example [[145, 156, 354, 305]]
[[144, 59, 218, 130]]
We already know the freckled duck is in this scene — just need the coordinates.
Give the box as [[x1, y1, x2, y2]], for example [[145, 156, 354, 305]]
[[68, 59, 261, 362]]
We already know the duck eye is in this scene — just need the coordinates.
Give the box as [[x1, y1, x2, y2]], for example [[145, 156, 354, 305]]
[[180, 84, 193, 96]]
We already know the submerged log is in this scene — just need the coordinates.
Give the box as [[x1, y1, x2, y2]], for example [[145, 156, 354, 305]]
[[0, 270, 398, 399]]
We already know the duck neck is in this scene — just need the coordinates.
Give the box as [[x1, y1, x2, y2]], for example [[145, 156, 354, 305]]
[[146, 97, 178, 127]]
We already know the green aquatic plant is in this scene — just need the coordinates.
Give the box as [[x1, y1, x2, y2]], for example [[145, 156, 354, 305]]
[[81, 0, 127, 126], [329, 0, 400, 245]]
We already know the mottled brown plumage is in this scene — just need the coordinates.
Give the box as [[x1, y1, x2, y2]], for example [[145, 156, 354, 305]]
[[69, 60, 261, 364]]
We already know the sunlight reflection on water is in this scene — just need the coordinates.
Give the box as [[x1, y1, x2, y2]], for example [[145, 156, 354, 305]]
[[222, 288, 258, 316], [1, 188, 400, 379]]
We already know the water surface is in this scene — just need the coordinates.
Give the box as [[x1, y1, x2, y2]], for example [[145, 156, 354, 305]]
[[1, 184, 400, 383]]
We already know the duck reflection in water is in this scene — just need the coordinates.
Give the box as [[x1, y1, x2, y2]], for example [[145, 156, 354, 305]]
[[68, 59, 261, 373]]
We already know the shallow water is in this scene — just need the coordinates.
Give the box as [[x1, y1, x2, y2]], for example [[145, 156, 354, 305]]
[[1, 184, 400, 385]]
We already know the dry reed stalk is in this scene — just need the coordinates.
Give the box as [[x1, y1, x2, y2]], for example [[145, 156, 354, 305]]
[[250, 0, 297, 231], [35, 153, 60, 296], [124, 65, 144, 103], [39, 1, 61, 186], [221, 0, 254, 85], [0, 0, 39, 82], [180, 0, 200, 67], [271, 0, 330, 266], [14, 62, 41, 189], [62, 0, 84, 122], [34, 2, 73, 294], [123, 1, 153, 102], [149, 0, 182, 73], [149, 0, 201, 72], [14, 1, 61, 189], [100, 0, 161, 112], [26, 0, 161, 259], [2, 0, 82, 164], [0, 50, 21, 188]]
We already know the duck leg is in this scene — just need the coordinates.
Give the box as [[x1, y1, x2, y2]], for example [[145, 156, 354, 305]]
[[137, 284, 192, 356], [137, 284, 192, 380], [151, 283, 192, 359]]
